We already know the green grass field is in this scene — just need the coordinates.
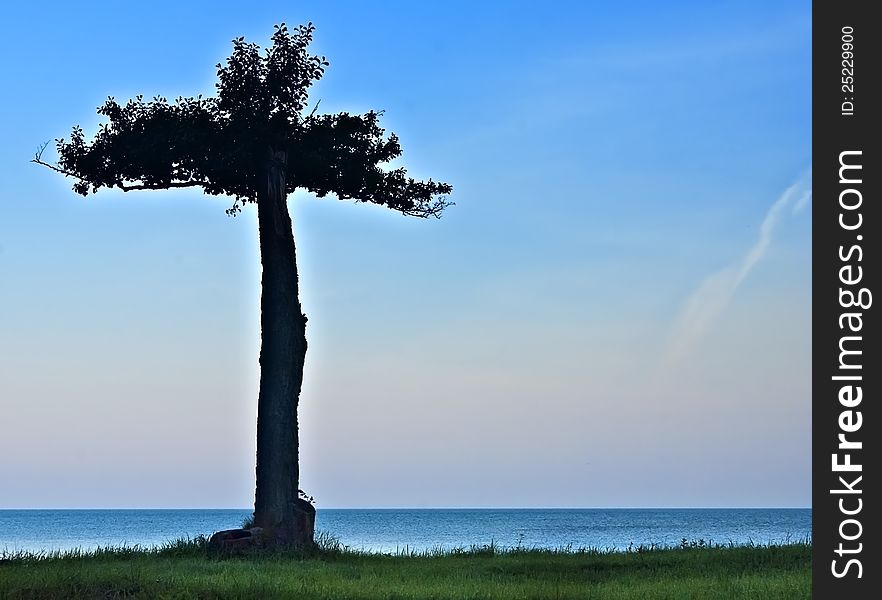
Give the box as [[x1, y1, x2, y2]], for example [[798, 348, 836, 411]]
[[0, 537, 810, 599]]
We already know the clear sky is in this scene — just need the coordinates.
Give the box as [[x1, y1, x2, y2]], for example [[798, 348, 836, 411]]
[[0, 1, 811, 508]]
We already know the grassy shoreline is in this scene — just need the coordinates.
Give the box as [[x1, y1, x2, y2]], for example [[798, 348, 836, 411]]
[[0, 537, 811, 599]]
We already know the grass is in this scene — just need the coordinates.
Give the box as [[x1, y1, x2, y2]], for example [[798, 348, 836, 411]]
[[0, 535, 811, 599]]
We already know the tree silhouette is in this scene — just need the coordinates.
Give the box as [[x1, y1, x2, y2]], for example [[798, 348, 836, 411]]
[[33, 23, 452, 547]]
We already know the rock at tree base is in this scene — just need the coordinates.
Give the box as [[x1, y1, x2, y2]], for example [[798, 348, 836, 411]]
[[211, 500, 316, 549], [292, 498, 316, 544], [209, 527, 264, 551]]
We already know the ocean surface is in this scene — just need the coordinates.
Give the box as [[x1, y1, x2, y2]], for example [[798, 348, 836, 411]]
[[0, 508, 810, 555]]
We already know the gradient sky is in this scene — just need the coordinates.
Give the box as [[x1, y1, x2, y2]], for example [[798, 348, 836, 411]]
[[0, 1, 811, 508]]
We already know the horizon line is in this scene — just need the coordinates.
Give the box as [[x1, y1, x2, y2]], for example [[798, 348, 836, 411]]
[[0, 506, 813, 511]]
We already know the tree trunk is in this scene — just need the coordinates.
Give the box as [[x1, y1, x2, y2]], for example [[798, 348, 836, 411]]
[[253, 147, 315, 546]]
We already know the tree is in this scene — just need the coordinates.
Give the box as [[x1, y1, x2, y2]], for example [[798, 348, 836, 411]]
[[33, 23, 452, 547]]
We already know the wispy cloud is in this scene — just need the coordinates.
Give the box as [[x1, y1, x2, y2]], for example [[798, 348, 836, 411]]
[[660, 172, 811, 368]]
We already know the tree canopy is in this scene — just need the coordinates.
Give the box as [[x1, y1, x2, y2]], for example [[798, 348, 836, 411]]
[[36, 23, 452, 218]]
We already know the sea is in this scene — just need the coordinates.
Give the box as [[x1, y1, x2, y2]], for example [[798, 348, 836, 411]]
[[0, 508, 810, 555]]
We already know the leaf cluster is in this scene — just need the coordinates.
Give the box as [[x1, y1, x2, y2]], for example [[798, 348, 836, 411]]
[[40, 23, 452, 218]]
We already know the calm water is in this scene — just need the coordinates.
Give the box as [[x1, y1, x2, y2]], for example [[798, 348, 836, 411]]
[[0, 508, 810, 554]]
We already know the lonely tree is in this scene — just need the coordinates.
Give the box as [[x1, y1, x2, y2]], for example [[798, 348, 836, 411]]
[[34, 23, 452, 546]]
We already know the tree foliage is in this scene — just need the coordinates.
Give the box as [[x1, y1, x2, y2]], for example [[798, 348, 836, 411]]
[[36, 23, 452, 218]]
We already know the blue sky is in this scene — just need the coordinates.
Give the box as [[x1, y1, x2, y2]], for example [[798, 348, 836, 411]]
[[0, 1, 811, 508]]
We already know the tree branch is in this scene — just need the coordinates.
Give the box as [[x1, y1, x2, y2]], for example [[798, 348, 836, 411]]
[[32, 146, 205, 193], [31, 142, 75, 178], [306, 99, 321, 120], [117, 181, 205, 192], [401, 199, 454, 219]]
